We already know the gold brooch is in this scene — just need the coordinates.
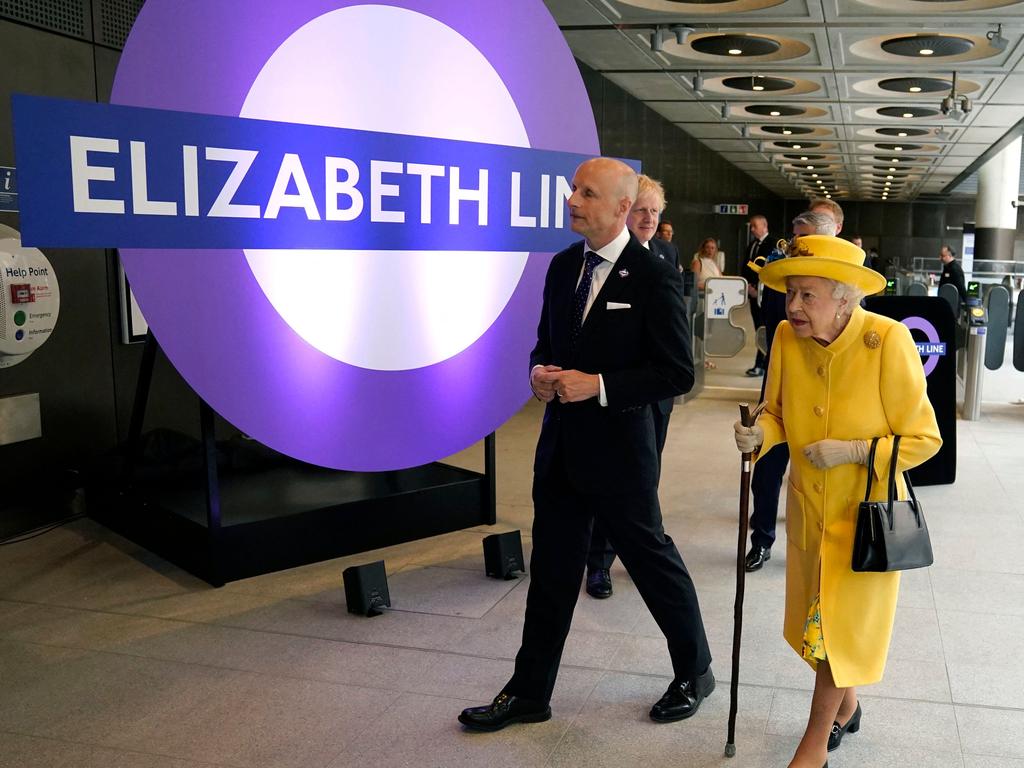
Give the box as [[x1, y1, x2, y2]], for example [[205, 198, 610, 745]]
[[863, 330, 881, 349]]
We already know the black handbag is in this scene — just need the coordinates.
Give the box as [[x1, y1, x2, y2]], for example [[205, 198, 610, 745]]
[[852, 435, 934, 572]]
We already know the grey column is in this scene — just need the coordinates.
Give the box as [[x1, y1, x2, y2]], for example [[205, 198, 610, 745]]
[[973, 136, 1021, 271]]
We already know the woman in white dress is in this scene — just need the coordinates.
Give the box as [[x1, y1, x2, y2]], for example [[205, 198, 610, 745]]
[[690, 237, 723, 290]]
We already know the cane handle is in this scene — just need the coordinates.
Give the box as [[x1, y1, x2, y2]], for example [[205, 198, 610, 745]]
[[739, 403, 753, 428]]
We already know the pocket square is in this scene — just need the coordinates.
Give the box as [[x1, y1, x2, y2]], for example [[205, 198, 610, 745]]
[[606, 302, 631, 310]]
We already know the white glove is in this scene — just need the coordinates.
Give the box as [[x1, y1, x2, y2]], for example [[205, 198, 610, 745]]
[[802, 439, 869, 469], [733, 421, 764, 453]]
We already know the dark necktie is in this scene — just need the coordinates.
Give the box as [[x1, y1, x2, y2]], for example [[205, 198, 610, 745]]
[[570, 252, 604, 346]]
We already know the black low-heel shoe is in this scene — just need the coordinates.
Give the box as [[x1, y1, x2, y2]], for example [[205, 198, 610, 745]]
[[458, 693, 551, 732], [827, 701, 861, 752]]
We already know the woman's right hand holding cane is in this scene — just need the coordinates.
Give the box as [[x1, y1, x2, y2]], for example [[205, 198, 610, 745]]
[[733, 421, 764, 453]]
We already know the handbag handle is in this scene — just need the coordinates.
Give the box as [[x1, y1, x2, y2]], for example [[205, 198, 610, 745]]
[[862, 435, 922, 529], [862, 437, 881, 502]]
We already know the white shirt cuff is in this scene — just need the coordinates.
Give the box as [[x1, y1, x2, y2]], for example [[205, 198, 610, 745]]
[[598, 374, 607, 407]]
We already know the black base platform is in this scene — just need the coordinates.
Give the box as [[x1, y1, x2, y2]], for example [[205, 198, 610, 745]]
[[90, 459, 493, 586]]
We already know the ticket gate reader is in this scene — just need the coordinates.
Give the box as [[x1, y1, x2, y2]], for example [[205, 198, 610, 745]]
[[959, 284, 1010, 420], [961, 302, 987, 421], [1016, 290, 1024, 373]]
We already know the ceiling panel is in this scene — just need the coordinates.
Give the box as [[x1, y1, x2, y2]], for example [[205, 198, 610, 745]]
[[549, 0, 1024, 200]]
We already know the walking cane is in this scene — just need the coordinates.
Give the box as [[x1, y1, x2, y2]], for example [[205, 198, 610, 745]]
[[725, 401, 763, 757]]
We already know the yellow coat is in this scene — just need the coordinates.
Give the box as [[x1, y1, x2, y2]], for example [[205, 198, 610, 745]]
[[756, 306, 941, 687]]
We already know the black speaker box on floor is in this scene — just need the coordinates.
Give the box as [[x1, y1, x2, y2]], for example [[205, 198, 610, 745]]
[[483, 531, 525, 580], [343, 560, 390, 617]]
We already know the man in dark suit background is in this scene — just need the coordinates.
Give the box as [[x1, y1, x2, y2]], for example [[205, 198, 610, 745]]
[[585, 174, 680, 600], [743, 214, 773, 377], [743, 206, 839, 573], [939, 244, 967, 305], [458, 158, 713, 731]]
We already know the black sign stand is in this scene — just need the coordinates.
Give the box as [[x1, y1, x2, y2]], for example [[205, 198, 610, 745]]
[[91, 332, 497, 586]]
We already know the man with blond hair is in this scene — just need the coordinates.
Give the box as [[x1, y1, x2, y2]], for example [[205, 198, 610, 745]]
[[585, 174, 681, 600], [459, 158, 713, 732]]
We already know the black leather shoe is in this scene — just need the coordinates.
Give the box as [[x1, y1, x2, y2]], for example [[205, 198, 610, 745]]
[[827, 701, 861, 751], [586, 568, 613, 599], [745, 366, 765, 377], [744, 546, 771, 572], [458, 693, 551, 732], [649, 667, 715, 722]]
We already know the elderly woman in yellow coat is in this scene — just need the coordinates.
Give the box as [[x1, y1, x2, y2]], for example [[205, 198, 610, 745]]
[[733, 235, 941, 768]]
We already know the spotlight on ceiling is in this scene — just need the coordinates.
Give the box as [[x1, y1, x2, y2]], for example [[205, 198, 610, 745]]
[[672, 25, 695, 46], [692, 71, 704, 95], [987, 23, 1008, 52], [650, 26, 665, 52], [721, 102, 729, 118]]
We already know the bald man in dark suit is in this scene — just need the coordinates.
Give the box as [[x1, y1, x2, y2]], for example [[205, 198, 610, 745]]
[[458, 158, 713, 732]]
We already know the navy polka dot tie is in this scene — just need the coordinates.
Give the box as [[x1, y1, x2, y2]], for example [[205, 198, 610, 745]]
[[570, 252, 604, 347]]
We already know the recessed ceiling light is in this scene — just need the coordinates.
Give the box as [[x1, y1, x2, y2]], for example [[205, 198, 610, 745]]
[[885, 182, 892, 186], [901, 112, 914, 118], [753, 85, 765, 91], [897, 132, 908, 137], [894, 146, 903, 151], [909, 86, 922, 93], [782, 129, 792, 135], [800, 156, 808, 160], [825, 194, 831, 198], [769, 110, 781, 116], [792, 143, 802, 148], [919, 48, 934, 56], [728, 48, 743, 55], [886, 174, 894, 179], [812, 173, 819, 178], [807, 165, 814, 169], [893, 158, 900, 162]]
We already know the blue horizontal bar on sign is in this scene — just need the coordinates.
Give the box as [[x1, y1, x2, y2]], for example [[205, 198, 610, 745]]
[[13, 95, 632, 251]]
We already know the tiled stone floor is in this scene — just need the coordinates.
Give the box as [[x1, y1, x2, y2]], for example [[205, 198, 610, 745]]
[[1, 380, 1023, 767]]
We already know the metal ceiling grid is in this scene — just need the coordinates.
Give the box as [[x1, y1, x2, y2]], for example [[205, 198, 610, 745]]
[[545, 0, 1024, 201]]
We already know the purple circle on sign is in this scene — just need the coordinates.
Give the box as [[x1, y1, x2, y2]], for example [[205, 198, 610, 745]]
[[902, 316, 942, 377], [111, 0, 598, 470]]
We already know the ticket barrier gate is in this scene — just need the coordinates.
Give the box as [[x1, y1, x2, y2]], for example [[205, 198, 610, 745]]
[[1016, 290, 1024, 373], [958, 282, 1010, 420], [689, 277, 749, 401]]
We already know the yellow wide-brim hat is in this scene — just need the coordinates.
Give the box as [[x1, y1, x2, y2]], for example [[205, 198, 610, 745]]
[[758, 234, 886, 295]]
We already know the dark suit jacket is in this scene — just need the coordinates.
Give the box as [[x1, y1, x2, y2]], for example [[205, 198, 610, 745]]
[[531, 234, 694, 494], [650, 237, 680, 271], [647, 237, 681, 415], [742, 234, 774, 290], [939, 258, 967, 304]]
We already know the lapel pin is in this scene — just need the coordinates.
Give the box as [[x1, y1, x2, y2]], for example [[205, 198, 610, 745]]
[[618, 268, 629, 278]]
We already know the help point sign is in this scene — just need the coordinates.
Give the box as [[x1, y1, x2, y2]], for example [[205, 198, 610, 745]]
[[12, 0, 602, 470]]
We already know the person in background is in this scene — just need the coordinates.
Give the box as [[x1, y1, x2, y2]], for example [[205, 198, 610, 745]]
[[691, 237, 723, 291], [744, 209, 839, 573], [744, 215, 773, 377], [938, 244, 967, 305], [585, 174, 679, 600], [810, 198, 844, 235], [734, 235, 940, 768], [656, 219, 674, 243]]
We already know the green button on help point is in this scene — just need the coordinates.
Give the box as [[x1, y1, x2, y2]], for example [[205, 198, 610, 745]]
[[13, 310, 26, 326]]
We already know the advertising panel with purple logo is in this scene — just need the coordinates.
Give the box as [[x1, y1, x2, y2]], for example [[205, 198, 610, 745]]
[[13, 0, 606, 471]]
